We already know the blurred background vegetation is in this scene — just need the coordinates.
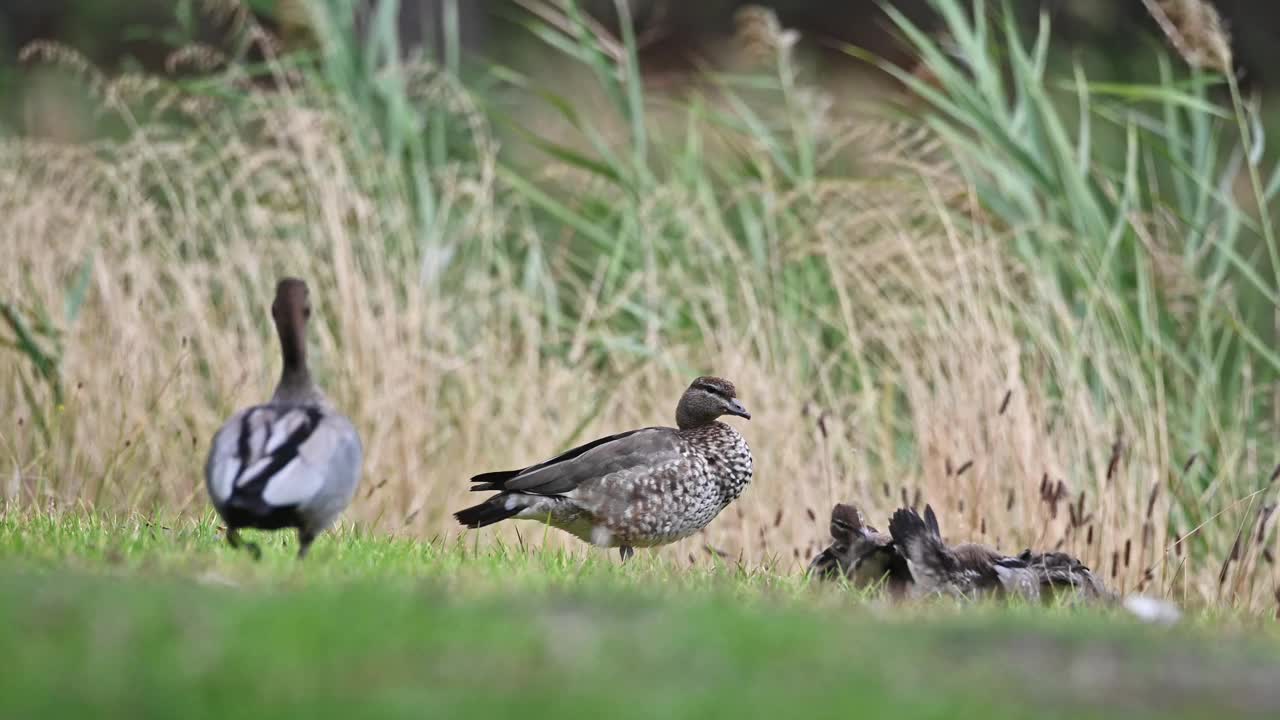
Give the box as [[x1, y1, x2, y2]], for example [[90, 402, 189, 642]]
[[2, 0, 1279, 610], [4, 1, 1280, 141]]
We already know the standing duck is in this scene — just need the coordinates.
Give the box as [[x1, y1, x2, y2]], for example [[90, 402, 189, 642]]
[[454, 376, 752, 561], [205, 278, 363, 559], [807, 503, 910, 596]]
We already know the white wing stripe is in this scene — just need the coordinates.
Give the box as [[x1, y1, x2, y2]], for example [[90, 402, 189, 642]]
[[210, 456, 239, 503], [207, 411, 253, 505], [236, 456, 276, 488], [260, 458, 317, 507], [264, 410, 308, 455], [246, 413, 270, 459]]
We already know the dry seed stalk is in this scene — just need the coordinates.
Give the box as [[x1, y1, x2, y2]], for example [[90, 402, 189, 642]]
[[1140, 0, 1233, 75], [733, 4, 798, 64], [1183, 453, 1199, 473], [1256, 504, 1276, 544], [1106, 437, 1122, 482]]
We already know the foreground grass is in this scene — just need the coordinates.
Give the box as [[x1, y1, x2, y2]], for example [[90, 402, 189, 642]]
[[2, 512, 1279, 719]]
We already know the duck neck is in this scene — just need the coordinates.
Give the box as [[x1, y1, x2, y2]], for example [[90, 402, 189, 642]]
[[675, 402, 702, 431], [272, 320, 317, 404], [676, 413, 724, 432]]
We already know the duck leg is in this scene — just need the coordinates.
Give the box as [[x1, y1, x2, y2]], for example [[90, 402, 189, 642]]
[[297, 529, 316, 559], [227, 527, 262, 561], [619, 545, 635, 562]]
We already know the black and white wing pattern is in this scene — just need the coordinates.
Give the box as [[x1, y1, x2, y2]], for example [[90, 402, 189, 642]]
[[205, 404, 362, 524]]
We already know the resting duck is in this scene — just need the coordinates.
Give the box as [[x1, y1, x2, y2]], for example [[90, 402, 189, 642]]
[[811, 501, 1134, 611], [889, 505, 1115, 602], [454, 376, 752, 561], [807, 503, 910, 596], [1014, 548, 1115, 602], [205, 278, 363, 559], [888, 505, 1040, 599]]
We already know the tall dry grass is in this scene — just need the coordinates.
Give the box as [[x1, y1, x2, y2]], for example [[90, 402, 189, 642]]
[[1, 0, 1277, 612]]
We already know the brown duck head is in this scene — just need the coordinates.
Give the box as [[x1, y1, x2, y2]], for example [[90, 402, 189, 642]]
[[675, 376, 750, 429], [271, 277, 316, 401], [808, 503, 909, 593]]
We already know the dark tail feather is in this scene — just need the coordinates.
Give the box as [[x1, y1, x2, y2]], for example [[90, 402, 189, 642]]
[[923, 504, 942, 537], [889, 506, 955, 576], [468, 469, 522, 492], [889, 507, 931, 547], [454, 495, 521, 528]]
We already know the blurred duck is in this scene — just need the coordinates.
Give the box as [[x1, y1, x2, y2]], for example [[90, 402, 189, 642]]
[[810, 501, 1152, 615], [1013, 548, 1115, 603], [205, 278, 363, 559], [889, 505, 1117, 602], [889, 505, 1043, 599], [807, 503, 910, 596]]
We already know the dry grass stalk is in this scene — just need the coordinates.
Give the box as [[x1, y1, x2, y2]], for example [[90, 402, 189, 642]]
[[1140, 0, 1233, 75], [0, 47, 1272, 611], [733, 5, 800, 66]]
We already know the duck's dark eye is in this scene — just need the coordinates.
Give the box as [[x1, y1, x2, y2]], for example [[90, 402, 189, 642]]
[[303, 306, 312, 319]]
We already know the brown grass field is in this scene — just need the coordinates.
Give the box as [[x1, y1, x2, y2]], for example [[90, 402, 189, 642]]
[[3, 0, 1279, 615]]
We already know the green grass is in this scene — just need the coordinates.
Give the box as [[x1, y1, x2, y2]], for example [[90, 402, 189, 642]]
[[3, 512, 1279, 719], [3, 5, 1280, 716]]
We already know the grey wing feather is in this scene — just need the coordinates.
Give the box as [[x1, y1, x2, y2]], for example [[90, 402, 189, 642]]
[[264, 412, 362, 507], [205, 405, 362, 512], [206, 408, 252, 504], [502, 428, 683, 495]]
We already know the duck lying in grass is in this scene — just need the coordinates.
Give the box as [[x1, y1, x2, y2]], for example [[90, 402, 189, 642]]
[[809, 502, 1113, 603], [806, 503, 910, 597], [896, 505, 1115, 602]]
